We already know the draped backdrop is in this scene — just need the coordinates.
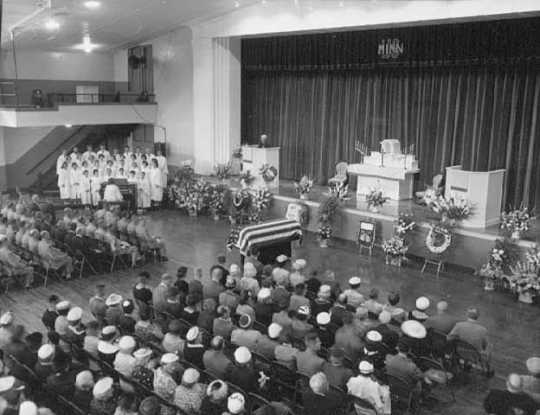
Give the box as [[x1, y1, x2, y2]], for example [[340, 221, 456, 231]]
[[241, 17, 540, 209]]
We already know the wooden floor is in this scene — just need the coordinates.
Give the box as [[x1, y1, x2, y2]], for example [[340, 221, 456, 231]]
[[1, 210, 539, 415]]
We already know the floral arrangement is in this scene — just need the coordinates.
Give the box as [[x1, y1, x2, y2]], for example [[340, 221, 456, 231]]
[[395, 213, 416, 237], [317, 195, 340, 240], [174, 164, 195, 184], [478, 238, 520, 285], [525, 245, 540, 270], [365, 188, 388, 208], [259, 164, 278, 183], [232, 147, 243, 158], [382, 236, 408, 257], [214, 162, 232, 180], [240, 171, 256, 187], [226, 225, 242, 250], [329, 182, 349, 201], [425, 223, 452, 254], [250, 187, 273, 223], [208, 184, 229, 217], [294, 175, 314, 196], [182, 179, 211, 214], [509, 261, 540, 298], [429, 193, 472, 223], [500, 205, 530, 238]]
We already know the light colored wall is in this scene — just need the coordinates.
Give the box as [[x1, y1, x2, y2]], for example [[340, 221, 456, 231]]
[[128, 27, 194, 167], [0, 50, 115, 81], [1, 126, 55, 164]]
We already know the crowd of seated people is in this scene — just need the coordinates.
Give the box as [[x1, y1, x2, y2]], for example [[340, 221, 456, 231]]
[[0, 253, 538, 415], [0, 194, 168, 290], [56, 144, 168, 210]]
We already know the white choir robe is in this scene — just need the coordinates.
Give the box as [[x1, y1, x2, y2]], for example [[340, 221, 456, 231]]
[[148, 167, 163, 202], [69, 169, 83, 200], [80, 176, 92, 205], [90, 176, 103, 206], [97, 149, 111, 159], [58, 169, 71, 199], [156, 155, 168, 186], [137, 177, 151, 208], [56, 155, 67, 175], [82, 151, 96, 161]]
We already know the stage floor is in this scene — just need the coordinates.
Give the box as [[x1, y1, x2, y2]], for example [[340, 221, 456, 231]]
[[1, 210, 539, 415]]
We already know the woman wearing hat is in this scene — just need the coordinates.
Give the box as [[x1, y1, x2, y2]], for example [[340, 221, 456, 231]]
[[37, 230, 73, 280], [154, 353, 179, 415], [90, 377, 117, 415], [347, 361, 391, 415], [200, 380, 229, 415], [174, 368, 205, 415], [131, 348, 155, 389], [522, 357, 540, 403]]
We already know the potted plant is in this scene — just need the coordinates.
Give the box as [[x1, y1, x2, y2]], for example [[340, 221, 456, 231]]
[[365, 188, 388, 213], [382, 236, 408, 267], [214, 162, 232, 181], [317, 195, 340, 248], [209, 184, 228, 221], [294, 175, 314, 200], [501, 205, 530, 240]]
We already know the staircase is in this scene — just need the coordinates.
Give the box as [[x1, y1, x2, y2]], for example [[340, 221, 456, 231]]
[[5, 124, 137, 193]]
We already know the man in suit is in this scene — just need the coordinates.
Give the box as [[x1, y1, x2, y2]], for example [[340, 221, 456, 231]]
[[425, 301, 459, 334], [447, 307, 491, 373], [385, 339, 426, 391], [484, 374, 538, 415], [153, 273, 174, 313]]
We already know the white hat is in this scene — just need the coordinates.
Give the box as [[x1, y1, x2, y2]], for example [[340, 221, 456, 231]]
[[316, 312, 331, 326], [101, 325, 117, 337], [257, 288, 272, 301], [18, 401, 37, 415], [297, 305, 310, 316], [276, 254, 288, 264], [186, 326, 200, 342], [227, 392, 246, 414], [234, 346, 252, 364], [182, 368, 200, 385], [67, 307, 83, 322], [160, 353, 179, 365], [268, 323, 282, 339], [105, 293, 122, 307], [318, 285, 331, 295], [401, 320, 427, 339], [415, 296, 430, 311], [55, 301, 71, 311], [238, 314, 252, 329], [348, 276, 361, 286], [230, 264, 240, 274], [0, 235, 6, 243], [0, 376, 16, 393], [118, 336, 136, 352], [37, 344, 55, 361], [359, 360, 374, 375], [526, 357, 540, 375], [292, 259, 306, 270], [75, 370, 94, 389], [0, 312, 13, 326], [206, 380, 229, 401], [366, 330, 382, 342], [133, 348, 152, 360], [92, 377, 113, 399], [378, 310, 392, 324], [97, 340, 119, 355]]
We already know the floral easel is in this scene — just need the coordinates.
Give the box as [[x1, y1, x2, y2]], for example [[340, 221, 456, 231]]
[[357, 219, 376, 256]]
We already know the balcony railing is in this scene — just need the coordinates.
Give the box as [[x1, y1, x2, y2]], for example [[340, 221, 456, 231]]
[[48, 92, 156, 106]]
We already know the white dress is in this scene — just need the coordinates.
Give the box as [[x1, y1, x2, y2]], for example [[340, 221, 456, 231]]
[[56, 155, 67, 176], [70, 169, 82, 200], [90, 176, 103, 206], [137, 177, 151, 208], [80, 175, 92, 205], [58, 168, 71, 199], [148, 167, 163, 202]]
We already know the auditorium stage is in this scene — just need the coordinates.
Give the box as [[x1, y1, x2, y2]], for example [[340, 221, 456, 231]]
[[208, 177, 538, 271]]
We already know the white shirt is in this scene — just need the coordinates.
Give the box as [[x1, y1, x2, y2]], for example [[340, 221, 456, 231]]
[[347, 375, 388, 413], [103, 184, 123, 202]]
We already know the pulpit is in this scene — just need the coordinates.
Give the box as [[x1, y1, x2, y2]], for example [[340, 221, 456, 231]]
[[445, 166, 505, 229], [241, 145, 280, 189]]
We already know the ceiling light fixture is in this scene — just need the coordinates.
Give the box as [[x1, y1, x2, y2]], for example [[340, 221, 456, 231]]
[[44, 19, 60, 31], [74, 34, 99, 53], [234, 1, 240, 8], [65, 124, 72, 128], [83, 1, 101, 10]]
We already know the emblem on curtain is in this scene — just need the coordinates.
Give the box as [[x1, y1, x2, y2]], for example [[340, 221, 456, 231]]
[[377, 38, 404, 59]]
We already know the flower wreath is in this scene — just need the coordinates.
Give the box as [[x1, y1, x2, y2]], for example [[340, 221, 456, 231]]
[[426, 224, 452, 254], [259, 164, 278, 182]]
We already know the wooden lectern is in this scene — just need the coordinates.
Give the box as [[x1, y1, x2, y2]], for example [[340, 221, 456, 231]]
[[445, 165, 505, 229], [241, 145, 280, 188]]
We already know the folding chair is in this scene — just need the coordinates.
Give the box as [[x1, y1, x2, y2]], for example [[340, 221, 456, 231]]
[[348, 396, 378, 415], [452, 339, 491, 376], [293, 371, 310, 405], [387, 373, 419, 415], [416, 356, 455, 403], [248, 392, 271, 414]]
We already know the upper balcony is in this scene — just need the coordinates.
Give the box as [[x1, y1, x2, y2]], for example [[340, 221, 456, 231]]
[[0, 87, 157, 128]]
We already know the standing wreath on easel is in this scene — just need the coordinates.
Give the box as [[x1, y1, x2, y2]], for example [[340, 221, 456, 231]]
[[426, 224, 452, 254]]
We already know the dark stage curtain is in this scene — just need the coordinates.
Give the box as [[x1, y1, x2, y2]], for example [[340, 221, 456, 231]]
[[242, 64, 540, 209]]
